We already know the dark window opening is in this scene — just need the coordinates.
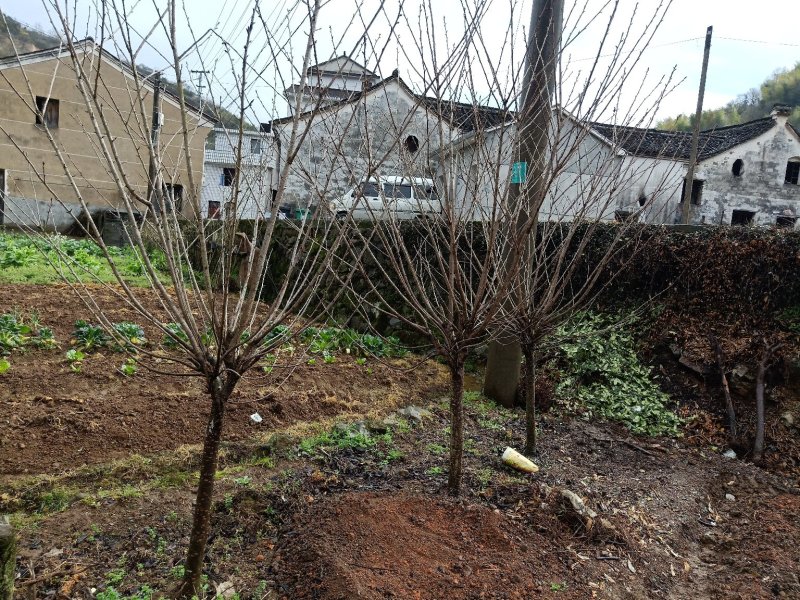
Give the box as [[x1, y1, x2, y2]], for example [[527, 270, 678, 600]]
[[35, 96, 59, 128], [680, 179, 704, 205], [383, 183, 413, 199], [205, 131, 216, 150], [208, 201, 221, 219], [164, 184, 183, 213], [359, 182, 381, 197], [786, 160, 800, 185], [776, 215, 797, 229], [638, 193, 647, 207], [404, 135, 420, 154], [731, 209, 755, 226], [250, 138, 261, 154], [732, 159, 744, 177], [614, 210, 635, 222], [222, 167, 237, 186]]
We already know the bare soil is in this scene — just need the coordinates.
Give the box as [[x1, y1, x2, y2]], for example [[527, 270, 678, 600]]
[[2, 283, 800, 599], [0, 283, 447, 476]]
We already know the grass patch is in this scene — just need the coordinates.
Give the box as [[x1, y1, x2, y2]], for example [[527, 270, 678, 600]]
[[0, 231, 173, 286]]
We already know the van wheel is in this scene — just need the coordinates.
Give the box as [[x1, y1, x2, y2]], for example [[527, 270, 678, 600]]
[[336, 211, 348, 220]]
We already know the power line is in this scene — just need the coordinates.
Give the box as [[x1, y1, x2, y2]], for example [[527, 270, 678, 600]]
[[717, 36, 800, 48]]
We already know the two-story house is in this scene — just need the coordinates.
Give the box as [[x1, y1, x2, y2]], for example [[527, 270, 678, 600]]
[[0, 39, 212, 232], [200, 126, 277, 219]]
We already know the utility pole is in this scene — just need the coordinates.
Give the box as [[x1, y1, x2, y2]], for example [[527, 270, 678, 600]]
[[483, 0, 564, 408], [147, 72, 163, 214], [190, 69, 210, 105], [681, 26, 712, 225]]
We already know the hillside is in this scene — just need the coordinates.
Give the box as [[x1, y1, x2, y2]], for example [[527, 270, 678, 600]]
[[659, 62, 800, 131], [0, 12, 248, 129]]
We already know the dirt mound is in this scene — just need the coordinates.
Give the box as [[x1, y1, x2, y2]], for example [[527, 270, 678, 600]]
[[272, 492, 575, 600]]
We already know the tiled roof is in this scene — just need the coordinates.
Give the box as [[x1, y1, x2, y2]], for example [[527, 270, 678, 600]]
[[417, 97, 512, 133], [275, 71, 511, 133], [589, 117, 777, 160]]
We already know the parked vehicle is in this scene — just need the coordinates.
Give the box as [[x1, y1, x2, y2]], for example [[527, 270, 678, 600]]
[[328, 176, 441, 220]]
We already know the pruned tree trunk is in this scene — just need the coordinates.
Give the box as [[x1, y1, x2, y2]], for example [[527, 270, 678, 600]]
[[448, 361, 466, 496], [710, 335, 736, 439], [177, 377, 228, 598], [0, 520, 15, 600], [753, 342, 781, 462], [523, 346, 537, 455]]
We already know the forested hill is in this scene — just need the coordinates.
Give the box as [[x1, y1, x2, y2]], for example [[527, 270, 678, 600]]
[[0, 13, 59, 57], [658, 62, 800, 131], [0, 12, 248, 129]]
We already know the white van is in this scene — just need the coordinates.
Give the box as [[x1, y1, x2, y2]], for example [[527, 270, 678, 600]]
[[328, 176, 441, 220]]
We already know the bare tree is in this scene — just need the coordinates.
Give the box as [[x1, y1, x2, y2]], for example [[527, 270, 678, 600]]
[[753, 339, 782, 462], [0, 0, 416, 594], [477, 0, 683, 429]]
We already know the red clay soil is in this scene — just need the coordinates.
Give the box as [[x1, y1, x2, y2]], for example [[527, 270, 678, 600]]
[[272, 492, 576, 600], [0, 283, 448, 476]]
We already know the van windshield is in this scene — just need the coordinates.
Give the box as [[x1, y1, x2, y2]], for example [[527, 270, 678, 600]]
[[383, 183, 413, 198]]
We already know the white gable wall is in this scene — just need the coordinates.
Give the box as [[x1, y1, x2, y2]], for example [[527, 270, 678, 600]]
[[274, 79, 455, 210], [446, 117, 682, 222], [690, 121, 800, 227]]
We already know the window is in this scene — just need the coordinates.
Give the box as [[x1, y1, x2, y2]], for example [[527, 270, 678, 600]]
[[250, 138, 262, 154], [680, 179, 704, 205], [221, 167, 237, 186], [208, 200, 221, 219], [359, 182, 381, 197], [786, 159, 800, 185], [155, 183, 183, 213], [776, 215, 797, 229], [205, 132, 216, 150], [404, 135, 420, 154], [732, 159, 744, 177], [731, 209, 755, 226], [164, 183, 183, 213], [383, 183, 413, 198], [35, 96, 59, 128]]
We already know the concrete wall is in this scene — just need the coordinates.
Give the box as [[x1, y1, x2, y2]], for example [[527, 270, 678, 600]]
[[274, 79, 454, 210], [0, 46, 210, 231]]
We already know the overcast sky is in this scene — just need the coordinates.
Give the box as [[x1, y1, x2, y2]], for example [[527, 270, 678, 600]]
[[2, 0, 798, 123]]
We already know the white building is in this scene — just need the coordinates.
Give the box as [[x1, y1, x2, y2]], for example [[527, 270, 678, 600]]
[[443, 105, 800, 227], [200, 126, 277, 220], [284, 56, 381, 114], [272, 58, 509, 212]]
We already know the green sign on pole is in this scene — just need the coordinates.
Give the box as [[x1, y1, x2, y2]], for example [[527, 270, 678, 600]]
[[511, 161, 527, 184]]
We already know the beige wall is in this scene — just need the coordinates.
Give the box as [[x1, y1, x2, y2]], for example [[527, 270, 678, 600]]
[[0, 47, 210, 229]]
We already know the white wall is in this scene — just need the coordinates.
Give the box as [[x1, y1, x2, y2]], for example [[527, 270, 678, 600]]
[[200, 128, 276, 220], [274, 79, 455, 211], [446, 117, 683, 223]]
